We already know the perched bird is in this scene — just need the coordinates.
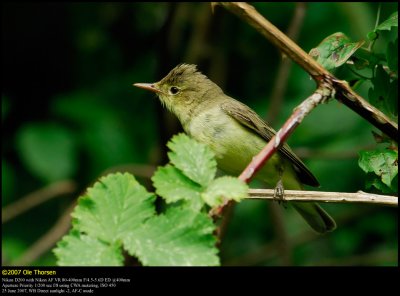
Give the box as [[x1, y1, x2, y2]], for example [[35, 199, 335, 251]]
[[134, 64, 336, 233]]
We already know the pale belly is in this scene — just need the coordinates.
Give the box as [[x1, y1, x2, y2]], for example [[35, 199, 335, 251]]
[[186, 107, 301, 189]]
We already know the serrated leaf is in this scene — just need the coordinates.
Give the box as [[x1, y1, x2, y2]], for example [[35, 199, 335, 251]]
[[152, 165, 203, 204], [359, 150, 398, 188], [202, 176, 248, 207], [376, 11, 398, 31], [72, 173, 156, 243], [16, 123, 77, 182], [309, 32, 364, 71], [124, 207, 219, 266], [167, 133, 217, 186], [54, 230, 123, 266]]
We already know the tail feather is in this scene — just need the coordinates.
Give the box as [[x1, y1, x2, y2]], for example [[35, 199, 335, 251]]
[[292, 202, 336, 234]]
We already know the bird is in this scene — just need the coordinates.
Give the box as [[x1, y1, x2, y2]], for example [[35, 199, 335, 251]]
[[134, 64, 336, 233]]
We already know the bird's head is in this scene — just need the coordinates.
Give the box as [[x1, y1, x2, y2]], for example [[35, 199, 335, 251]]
[[134, 64, 222, 121]]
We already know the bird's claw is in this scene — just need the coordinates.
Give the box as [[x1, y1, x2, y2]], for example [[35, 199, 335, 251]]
[[273, 179, 287, 208]]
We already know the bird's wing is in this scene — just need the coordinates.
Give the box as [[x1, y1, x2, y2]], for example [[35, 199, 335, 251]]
[[221, 99, 319, 187]]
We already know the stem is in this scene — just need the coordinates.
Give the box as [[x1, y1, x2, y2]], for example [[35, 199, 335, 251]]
[[368, 4, 382, 51], [239, 88, 331, 184], [248, 189, 398, 207]]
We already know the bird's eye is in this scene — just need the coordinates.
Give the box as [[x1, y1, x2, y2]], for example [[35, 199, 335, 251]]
[[169, 86, 180, 95]]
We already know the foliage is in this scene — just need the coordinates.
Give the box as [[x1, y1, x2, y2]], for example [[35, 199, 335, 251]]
[[54, 134, 247, 266], [310, 9, 398, 195], [359, 149, 398, 193]]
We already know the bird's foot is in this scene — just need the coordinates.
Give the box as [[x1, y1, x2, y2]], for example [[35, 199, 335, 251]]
[[273, 179, 287, 208]]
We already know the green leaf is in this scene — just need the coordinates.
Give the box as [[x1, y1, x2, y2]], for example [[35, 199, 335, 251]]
[[202, 176, 248, 207], [54, 230, 124, 266], [387, 38, 398, 73], [167, 133, 217, 186], [55, 172, 221, 266], [16, 123, 77, 182], [359, 150, 398, 188], [309, 32, 365, 71], [124, 207, 219, 266], [376, 11, 398, 31], [72, 173, 156, 243], [152, 165, 203, 204]]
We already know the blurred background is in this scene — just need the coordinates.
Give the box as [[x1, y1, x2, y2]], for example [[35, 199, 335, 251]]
[[2, 2, 398, 266]]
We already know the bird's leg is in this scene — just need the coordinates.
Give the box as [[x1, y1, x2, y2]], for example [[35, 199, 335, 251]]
[[273, 165, 287, 208]]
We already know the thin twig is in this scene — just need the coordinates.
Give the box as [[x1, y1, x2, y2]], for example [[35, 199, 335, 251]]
[[249, 189, 398, 207], [368, 4, 382, 51], [2, 180, 77, 223], [217, 2, 398, 141], [240, 87, 332, 183]]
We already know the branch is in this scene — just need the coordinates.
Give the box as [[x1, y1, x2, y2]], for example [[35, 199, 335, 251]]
[[217, 2, 398, 141], [248, 189, 398, 207], [239, 87, 331, 183]]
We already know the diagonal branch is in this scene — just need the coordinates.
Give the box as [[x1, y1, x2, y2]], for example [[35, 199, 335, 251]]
[[239, 87, 332, 183], [217, 2, 398, 142]]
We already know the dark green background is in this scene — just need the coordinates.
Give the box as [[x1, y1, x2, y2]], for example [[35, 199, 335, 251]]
[[2, 2, 398, 266]]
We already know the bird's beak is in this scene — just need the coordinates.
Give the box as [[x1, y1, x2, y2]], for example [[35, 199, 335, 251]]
[[133, 83, 161, 94]]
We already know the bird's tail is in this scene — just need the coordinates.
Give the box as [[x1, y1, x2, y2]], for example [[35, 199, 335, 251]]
[[292, 202, 336, 234]]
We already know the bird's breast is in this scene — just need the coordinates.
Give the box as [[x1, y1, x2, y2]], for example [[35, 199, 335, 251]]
[[186, 106, 266, 175]]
